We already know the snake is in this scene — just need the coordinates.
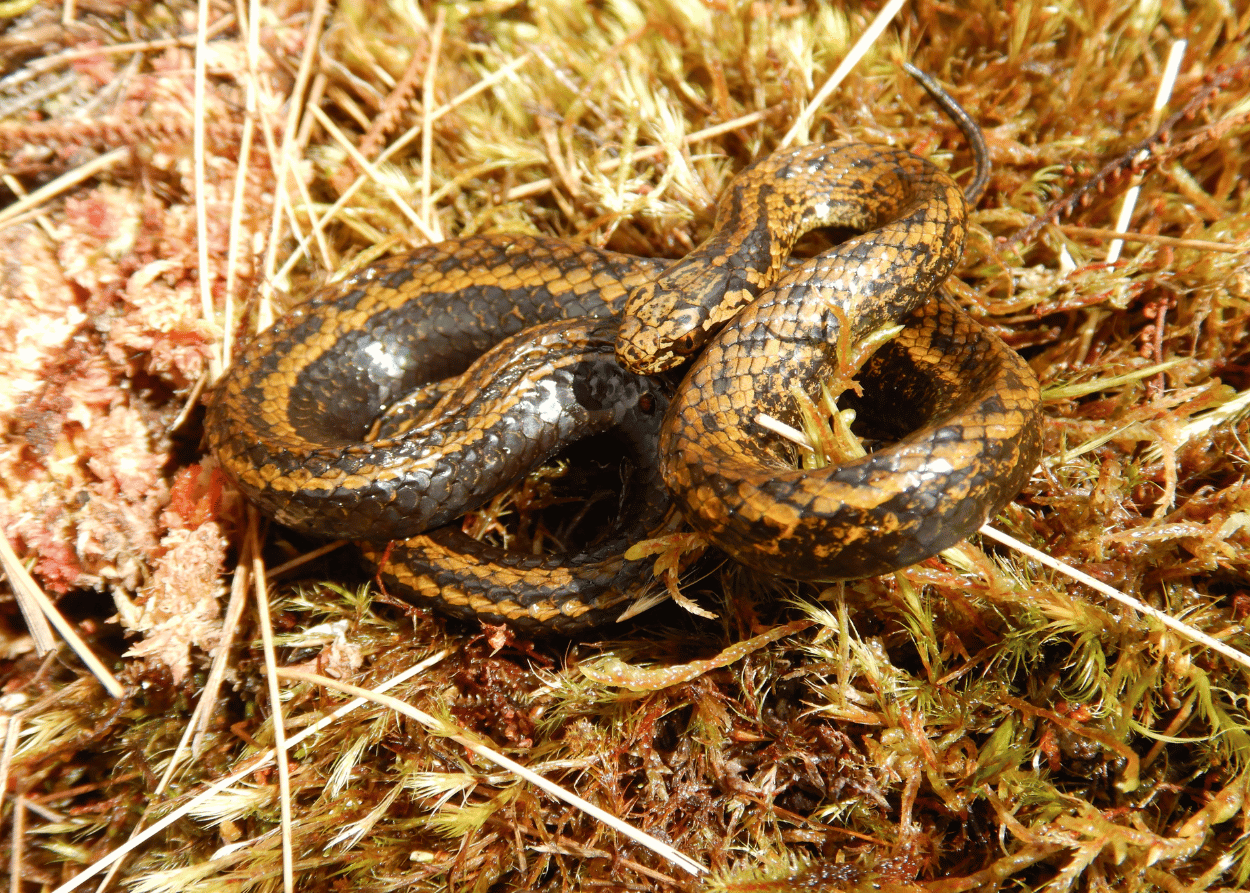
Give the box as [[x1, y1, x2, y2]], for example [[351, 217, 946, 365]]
[[205, 69, 1043, 634]]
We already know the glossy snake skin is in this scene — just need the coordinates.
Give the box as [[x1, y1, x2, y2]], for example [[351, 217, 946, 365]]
[[206, 72, 1042, 632]]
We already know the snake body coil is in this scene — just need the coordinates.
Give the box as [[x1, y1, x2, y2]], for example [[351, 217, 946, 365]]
[[206, 89, 1042, 632], [644, 146, 1041, 579], [206, 239, 675, 632]]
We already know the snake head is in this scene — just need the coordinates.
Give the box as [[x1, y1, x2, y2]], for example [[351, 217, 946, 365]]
[[616, 299, 706, 374], [616, 312, 675, 374], [612, 267, 715, 372]]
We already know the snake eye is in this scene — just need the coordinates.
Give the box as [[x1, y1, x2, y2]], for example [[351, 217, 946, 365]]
[[673, 332, 698, 356]]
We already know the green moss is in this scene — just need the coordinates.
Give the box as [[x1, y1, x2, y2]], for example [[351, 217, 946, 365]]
[[4, 0, 1250, 891]]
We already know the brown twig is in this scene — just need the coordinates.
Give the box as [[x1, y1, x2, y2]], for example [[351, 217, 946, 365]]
[[329, 41, 429, 195], [1005, 56, 1250, 248], [0, 116, 245, 154]]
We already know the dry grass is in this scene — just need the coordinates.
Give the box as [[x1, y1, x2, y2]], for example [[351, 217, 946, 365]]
[[1, 1, 1249, 891]]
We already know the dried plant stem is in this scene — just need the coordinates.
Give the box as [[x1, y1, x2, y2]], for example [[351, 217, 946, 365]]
[[23, 15, 236, 73], [1058, 225, 1243, 253], [1104, 40, 1185, 264], [250, 517, 294, 893], [257, 0, 331, 327], [194, 0, 217, 378], [0, 147, 128, 232], [8, 792, 25, 893], [780, 0, 907, 146], [275, 669, 709, 878], [2, 715, 23, 893], [309, 104, 438, 242], [0, 533, 123, 698], [420, 9, 445, 240], [47, 658, 445, 893], [980, 525, 1250, 671]]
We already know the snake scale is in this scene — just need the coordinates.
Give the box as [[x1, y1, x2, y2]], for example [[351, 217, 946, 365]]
[[205, 71, 1043, 634]]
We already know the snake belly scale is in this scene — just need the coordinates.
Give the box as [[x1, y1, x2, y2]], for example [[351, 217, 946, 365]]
[[206, 89, 1042, 632]]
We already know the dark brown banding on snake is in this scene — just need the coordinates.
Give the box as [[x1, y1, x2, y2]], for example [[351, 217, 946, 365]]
[[205, 69, 1043, 630], [206, 237, 668, 542], [659, 288, 1042, 580], [616, 66, 994, 375], [358, 321, 680, 634], [616, 144, 952, 374], [206, 240, 679, 633], [360, 413, 680, 634]]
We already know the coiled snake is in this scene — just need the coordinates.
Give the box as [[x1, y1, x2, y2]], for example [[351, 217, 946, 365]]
[[205, 71, 1042, 634]]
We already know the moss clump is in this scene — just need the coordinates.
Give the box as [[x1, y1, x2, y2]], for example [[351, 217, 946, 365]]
[[2, 1, 1248, 891]]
